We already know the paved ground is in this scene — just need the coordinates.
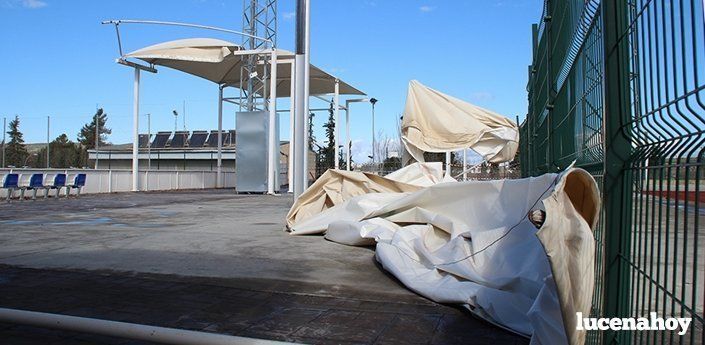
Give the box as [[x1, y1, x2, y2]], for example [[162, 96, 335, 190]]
[[0, 190, 527, 344]]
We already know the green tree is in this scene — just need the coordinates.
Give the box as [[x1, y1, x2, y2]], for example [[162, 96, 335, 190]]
[[5, 115, 29, 167], [35, 134, 84, 168], [77, 108, 111, 149], [307, 111, 316, 151], [318, 100, 335, 170]]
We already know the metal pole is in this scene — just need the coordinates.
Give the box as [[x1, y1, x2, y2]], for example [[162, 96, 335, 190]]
[[1, 117, 5, 168], [302, 0, 310, 192], [46, 116, 50, 168], [293, 0, 309, 199], [333, 79, 340, 170], [288, 61, 295, 192], [183, 100, 186, 130], [445, 151, 451, 178], [601, 0, 633, 343], [345, 101, 350, 171], [463, 148, 467, 181], [371, 102, 375, 164], [0, 307, 291, 345], [217, 86, 223, 188], [147, 113, 151, 170], [267, 48, 278, 195], [132, 68, 140, 192], [95, 107, 99, 169]]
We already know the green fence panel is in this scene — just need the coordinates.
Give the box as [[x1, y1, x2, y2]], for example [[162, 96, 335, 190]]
[[521, 0, 704, 343]]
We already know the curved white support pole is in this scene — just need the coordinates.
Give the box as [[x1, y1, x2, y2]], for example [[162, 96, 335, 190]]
[[288, 61, 295, 193], [0, 307, 293, 345]]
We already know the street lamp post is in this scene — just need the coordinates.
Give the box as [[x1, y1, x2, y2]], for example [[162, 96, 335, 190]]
[[172, 110, 178, 133], [369, 98, 378, 164], [343, 98, 370, 171]]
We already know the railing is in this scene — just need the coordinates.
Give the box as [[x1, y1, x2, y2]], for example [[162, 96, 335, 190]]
[[0, 169, 237, 198], [522, 1, 704, 343]]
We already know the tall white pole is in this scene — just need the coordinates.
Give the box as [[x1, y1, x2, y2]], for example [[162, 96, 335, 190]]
[[345, 103, 350, 171], [131, 68, 140, 192], [46, 116, 50, 168], [301, 0, 310, 192], [267, 48, 278, 195], [445, 151, 451, 178], [217, 87, 223, 188], [333, 79, 340, 170], [288, 62, 295, 193], [293, 0, 309, 199]]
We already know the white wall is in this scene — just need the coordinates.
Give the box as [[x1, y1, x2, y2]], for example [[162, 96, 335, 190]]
[[0, 168, 237, 198]]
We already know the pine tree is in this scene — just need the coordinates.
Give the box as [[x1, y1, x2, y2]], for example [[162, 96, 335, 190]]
[[77, 108, 111, 149], [318, 100, 335, 170], [35, 134, 83, 168], [5, 115, 28, 167]]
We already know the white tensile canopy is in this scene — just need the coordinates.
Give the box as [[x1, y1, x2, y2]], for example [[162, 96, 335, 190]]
[[401, 80, 519, 165], [125, 38, 365, 96], [288, 166, 600, 344]]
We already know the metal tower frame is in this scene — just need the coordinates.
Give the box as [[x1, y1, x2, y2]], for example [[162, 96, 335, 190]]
[[240, 0, 277, 111]]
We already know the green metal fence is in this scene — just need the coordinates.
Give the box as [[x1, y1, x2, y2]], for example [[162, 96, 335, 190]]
[[521, 0, 704, 343]]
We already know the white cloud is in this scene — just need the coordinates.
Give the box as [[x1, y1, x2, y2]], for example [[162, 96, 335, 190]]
[[419, 5, 434, 12], [283, 11, 295, 20], [22, 0, 46, 8]]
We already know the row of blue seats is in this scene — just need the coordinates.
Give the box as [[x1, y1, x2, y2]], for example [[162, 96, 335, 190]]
[[2, 173, 87, 202]]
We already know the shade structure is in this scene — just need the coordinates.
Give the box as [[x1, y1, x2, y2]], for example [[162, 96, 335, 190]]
[[125, 38, 364, 96], [401, 80, 519, 165]]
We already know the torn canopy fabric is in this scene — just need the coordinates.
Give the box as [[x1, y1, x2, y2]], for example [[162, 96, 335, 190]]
[[401, 80, 519, 165], [285, 163, 449, 229], [288, 168, 600, 345]]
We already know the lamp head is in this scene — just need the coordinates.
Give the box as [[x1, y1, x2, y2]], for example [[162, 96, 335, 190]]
[[370, 98, 378, 105]]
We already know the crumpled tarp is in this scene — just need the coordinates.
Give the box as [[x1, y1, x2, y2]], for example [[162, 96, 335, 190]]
[[288, 168, 599, 345], [286, 162, 450, 229], [401, 80, 519, 165]]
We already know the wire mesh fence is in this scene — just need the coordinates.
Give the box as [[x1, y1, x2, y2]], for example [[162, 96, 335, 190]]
[[521, 0, 704, 343]]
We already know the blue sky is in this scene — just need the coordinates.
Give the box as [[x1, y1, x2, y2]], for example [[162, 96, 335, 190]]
[[0, 0, 540, 162]]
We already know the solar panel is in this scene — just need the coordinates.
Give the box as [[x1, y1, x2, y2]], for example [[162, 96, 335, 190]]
[[205, 130, 227, 147], [152, 132, 172, 148], [188, 131, 208, 148], [138, 134, 151, 148], [170, 131, 189, 148]]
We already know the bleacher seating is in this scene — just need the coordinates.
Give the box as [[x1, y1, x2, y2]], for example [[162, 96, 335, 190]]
[[2, 173, 19, 202]]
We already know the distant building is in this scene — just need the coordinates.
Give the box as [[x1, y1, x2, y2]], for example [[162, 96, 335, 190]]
[[87, 130, 316, 186]]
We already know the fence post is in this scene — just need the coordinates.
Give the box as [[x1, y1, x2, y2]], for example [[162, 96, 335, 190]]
[[601, 0, 633, 343]]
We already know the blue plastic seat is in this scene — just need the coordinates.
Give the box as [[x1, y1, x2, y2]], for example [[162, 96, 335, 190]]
[[66, 173, 87, 197], [2, 173, 19, 202], [20, 173, 46, 201], [47, 173, 67, 198]]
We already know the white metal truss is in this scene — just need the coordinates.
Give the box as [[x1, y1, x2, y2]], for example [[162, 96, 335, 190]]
[[240, 0, 277, 111]]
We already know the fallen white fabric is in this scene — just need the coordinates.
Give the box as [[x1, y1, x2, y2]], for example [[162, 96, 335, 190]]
[[401, 80, 519, 165], [289, 168, 599, 345]]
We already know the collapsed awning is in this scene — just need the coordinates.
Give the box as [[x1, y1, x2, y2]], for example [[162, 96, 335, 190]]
[[401, 80, 519, 164], [125, 38, 365, 96]]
